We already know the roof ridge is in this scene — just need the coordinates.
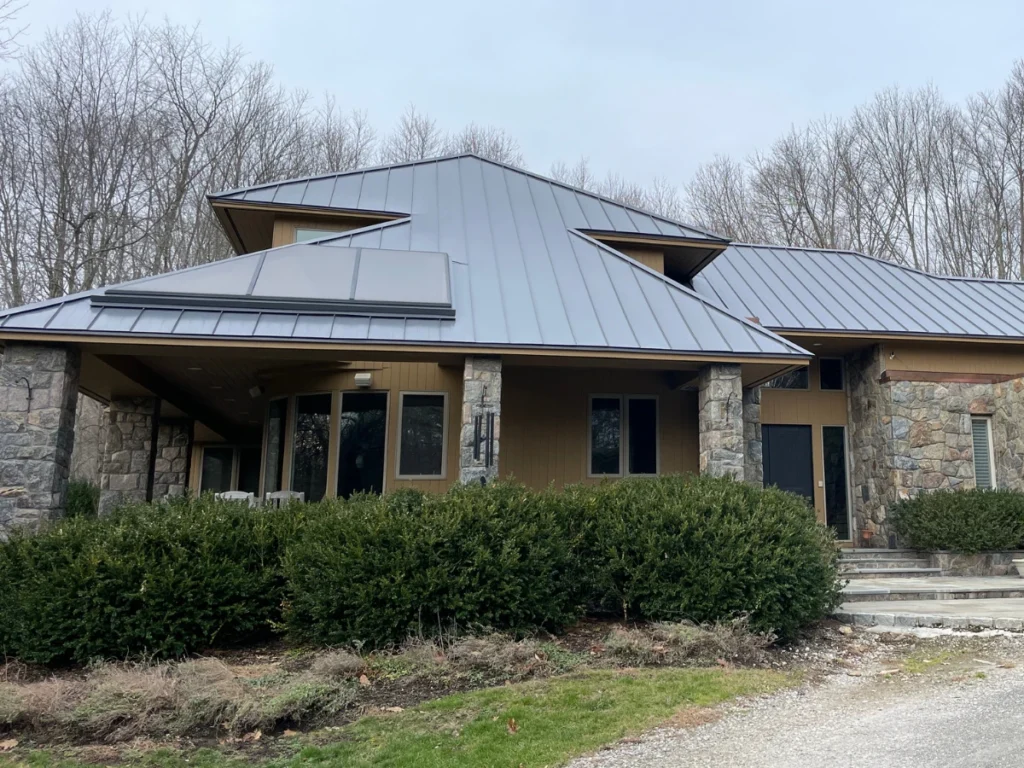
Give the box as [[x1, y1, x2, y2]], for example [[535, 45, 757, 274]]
[[210, 154, 728, 242], [570, 230, 810, 356]]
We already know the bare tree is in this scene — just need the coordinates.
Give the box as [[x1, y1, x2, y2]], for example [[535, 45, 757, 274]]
[[378, 104, 443, 164], [0, 0, 25, 60], [442, 123, 524, 165]]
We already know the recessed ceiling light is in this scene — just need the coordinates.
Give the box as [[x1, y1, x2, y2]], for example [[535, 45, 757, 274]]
[[187, 366, 203, 371], [812, 343, 822, 347], [224, 397, 236, 403], [210, 385, 223, 390]]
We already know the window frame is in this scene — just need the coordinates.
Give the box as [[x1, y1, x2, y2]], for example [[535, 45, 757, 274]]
[[587, 394, 661, 478], [336, 389, 391, 495], [764, 368, 810, 390], [291, 224, 348, 244], [289, 390, 334, 501], [972, 415, 997, 490], [261, 396, 289, 497], [818, 358, 845, 392], [197, 444, 239, 494], [395, 391, 449, 480]]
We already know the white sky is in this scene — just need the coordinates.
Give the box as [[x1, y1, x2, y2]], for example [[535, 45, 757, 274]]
[[16, 0, 1024, 185]]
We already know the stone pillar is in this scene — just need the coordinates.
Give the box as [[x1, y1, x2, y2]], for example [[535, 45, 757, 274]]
[[743, 386, 763, 487], [459, 356, 501, 485], [0, 343, 81, 536], [846, 345, 893, 547], [99, 396, 159, 514], [152, 419, 191, 499], [698, 363, 744, 480]]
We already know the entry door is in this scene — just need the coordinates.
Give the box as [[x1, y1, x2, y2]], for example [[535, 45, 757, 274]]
[[337, 392, 388, 499], [762, 424, 814, 503]]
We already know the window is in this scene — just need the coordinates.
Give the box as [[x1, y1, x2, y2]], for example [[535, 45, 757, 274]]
[[398, 393, 447, 478], [627, 397, 658, 475], [588, 395, 659, 477], [200, 446, 234, 494], [819, 359, 844, 391], [972, 417, 995, 490], [263, 398, 287, 494], [764, 368, 809, 389], [590, 396, 622, 475], [291, 393, 332, 502]]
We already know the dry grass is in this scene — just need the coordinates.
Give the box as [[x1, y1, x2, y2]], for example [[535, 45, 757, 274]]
[[0, 620, 775, 746], [604, 618, 774, 667]]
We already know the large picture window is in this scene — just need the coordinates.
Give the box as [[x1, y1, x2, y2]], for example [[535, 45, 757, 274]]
[[263, 398, 288, 494], [764, 368, 809, 389], [291, 393, 332, 502], [397, 392, 447, 478], [200, 446, 234, 494], [589, 395, 659, 477]]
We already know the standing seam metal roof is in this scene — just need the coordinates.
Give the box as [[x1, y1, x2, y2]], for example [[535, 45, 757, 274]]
[[693, 243, 1024, 338], [0, 157, 804, 360]]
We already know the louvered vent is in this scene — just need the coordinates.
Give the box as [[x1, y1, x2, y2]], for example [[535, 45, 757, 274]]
[[972, 418, 994, 490]]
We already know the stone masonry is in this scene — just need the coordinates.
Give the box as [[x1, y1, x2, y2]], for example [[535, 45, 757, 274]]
[[153, 419, 191, 499], [743, 386, 763, 487], [698, 363, 745, 480], [459, 356, 501, 485], [99, 396, 159, 514], [0, 343, 81, 537], [846, 343, 1024, 546]]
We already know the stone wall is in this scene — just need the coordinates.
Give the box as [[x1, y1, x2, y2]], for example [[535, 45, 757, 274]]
[[459, 356, 501, 485], [153, 419, 191, 498], [71, 394, 106, 484], [742, 386, 763, 486], [0, 343, 81, 536], [697, 363, 744, 480], [99, 396, 159, 514]]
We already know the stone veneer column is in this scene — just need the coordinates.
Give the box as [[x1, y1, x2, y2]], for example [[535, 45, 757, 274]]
[[152, 419, 191, 499], [99, 396, 159, 514], [697, 363, 744, 480], [0, 343, 81, 536], [743, 386, 763, 487], [459, 356, 501, 485]]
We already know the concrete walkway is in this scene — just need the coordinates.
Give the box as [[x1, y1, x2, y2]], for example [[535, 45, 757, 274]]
[[842, 576, 1024, 602], [837, 597, 1024, 630]]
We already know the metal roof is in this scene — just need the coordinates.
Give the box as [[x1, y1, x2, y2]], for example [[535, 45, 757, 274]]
[[693, 244, 1024, 339], [0, 157, 804, 360], [211, 153, 727, 244]]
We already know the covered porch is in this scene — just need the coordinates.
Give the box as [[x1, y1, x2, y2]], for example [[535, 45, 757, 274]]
[[0, 336, 800, 528]]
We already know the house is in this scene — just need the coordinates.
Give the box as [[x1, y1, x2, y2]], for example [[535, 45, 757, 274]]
[[0, 154, 1021, 546]]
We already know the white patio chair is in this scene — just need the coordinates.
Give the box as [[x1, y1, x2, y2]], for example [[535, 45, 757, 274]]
[[215, 490, 258, 507], [264, 489, 305, 508]]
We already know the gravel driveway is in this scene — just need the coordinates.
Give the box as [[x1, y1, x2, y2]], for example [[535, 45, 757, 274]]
[[568, 657, 1024, 767]]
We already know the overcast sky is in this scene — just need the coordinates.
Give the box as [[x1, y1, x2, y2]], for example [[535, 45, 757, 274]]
[[15, 0, 1024, 186]]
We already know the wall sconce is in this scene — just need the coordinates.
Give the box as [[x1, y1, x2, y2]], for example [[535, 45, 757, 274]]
[[354, 372, 372, 388]]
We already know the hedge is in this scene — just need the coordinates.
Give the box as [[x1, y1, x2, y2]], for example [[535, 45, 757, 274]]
[[0, 476, 842, 663], [891, 488, 1024, 553], [0, 496, 311, 664]]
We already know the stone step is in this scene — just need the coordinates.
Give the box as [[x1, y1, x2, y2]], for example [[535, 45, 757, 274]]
[[840, 549, 923, 561], [843, 568, 944, 579], [842, 577, 1024, 602], [835, 599, 1024, 631], [840, 558, 932, 570]]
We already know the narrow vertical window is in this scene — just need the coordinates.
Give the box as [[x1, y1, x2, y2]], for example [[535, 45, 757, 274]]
[[292, 393, 332, 502], [590, 397, 622, 475], [627, 397, 658, 475], [398, 393, 447, 478], [972, 417, 995, 490], [263, 398, 288, 494], [819, 359, 844, 391]]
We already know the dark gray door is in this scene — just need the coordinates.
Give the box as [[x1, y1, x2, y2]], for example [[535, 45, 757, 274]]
[[762, 424, 814, 503], [822, 425, 851, 539]]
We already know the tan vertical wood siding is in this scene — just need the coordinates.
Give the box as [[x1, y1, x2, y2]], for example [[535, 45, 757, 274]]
[[500, 367, 698, 489], [619, 248, 665, 274]]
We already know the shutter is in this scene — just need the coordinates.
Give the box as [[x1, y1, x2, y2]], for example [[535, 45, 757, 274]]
[[972, 418, 993, 490]]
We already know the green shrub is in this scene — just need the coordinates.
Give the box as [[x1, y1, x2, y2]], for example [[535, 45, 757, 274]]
[[0, 495, 311, 664], [65, 478, 99, 518], [570, 476, 841, 640], [891, 488, 1024, 553], [283, 482, 585, 648]]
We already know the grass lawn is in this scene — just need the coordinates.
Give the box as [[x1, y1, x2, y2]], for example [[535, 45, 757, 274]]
[[0, 667, 794, 768]]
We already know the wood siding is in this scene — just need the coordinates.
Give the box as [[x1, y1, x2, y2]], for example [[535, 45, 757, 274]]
[[619, 247, 665, 274], [760, 358, 848, 522], [501, 367, 698, 488], [885, 341, 1024, 376], [271, 217, 361, 248]]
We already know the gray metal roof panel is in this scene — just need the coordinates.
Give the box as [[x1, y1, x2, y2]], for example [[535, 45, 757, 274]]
[[694, 244, 1024, 338], [1, 156, 804, 359]]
